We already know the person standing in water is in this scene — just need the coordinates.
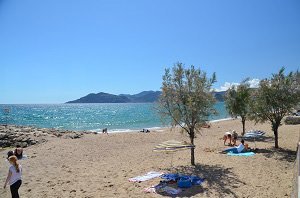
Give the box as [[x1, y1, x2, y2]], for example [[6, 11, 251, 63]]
[[4, 155, 22, 198]]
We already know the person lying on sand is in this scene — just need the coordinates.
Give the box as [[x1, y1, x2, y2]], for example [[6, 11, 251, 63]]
[[222, 139, 246, 154]]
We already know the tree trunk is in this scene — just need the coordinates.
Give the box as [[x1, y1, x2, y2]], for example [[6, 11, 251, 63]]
[[189, 129, 195, 166], [272, 123, 279, 148], [241, 117, 246, 136]]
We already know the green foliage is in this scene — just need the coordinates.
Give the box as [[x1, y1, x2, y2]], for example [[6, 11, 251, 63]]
[[158, 62, 216, 165], [249, 67, 300, 148], [225, 80, 251, 135], [159, 62, 216, 133]]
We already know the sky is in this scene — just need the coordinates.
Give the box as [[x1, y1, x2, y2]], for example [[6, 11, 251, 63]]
[[0, 0, 299, 104]]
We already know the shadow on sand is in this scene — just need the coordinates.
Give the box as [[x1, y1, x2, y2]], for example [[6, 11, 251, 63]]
[[255, 147, 297, 162], [158, 163, 245, 198]]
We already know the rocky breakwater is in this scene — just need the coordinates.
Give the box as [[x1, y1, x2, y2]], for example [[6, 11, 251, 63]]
[[0, 125, 84, 148]]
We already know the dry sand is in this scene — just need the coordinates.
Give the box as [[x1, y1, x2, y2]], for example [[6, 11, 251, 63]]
[[0, 119, 299, 198]]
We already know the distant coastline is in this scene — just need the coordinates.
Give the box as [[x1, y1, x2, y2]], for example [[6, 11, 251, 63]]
[[66, 90, 226, 103]]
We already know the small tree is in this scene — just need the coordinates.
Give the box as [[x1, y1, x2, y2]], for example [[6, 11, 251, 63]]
[[249, 67, 300, 148], [158, 62, 216, 165], [225, 80, 251, 135]]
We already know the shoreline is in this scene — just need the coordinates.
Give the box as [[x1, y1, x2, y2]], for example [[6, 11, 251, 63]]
[[2, 117, 233, 134]]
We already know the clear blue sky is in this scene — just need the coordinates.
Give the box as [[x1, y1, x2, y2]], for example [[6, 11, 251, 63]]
[[1, 0, 299, 104]]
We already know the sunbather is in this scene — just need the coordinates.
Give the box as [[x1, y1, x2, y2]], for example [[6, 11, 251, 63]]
[[222, 139, 245, 154]]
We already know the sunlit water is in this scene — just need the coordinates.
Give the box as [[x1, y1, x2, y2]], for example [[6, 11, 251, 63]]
[[0, 103, 229, 132]]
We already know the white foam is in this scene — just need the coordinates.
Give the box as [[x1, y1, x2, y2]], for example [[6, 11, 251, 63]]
[[209, 117, 234, 123], [88, 126, 167, 134]]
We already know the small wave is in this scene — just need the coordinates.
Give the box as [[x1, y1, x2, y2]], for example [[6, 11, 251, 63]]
[[88, 126, 166, 134], [209, 117, 234, 123]]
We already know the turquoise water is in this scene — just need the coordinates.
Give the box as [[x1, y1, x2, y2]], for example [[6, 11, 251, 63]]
[[0, 103, 229, 132]]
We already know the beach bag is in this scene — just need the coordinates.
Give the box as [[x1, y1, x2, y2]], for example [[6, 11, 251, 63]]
[[177, 176, 192, 188]]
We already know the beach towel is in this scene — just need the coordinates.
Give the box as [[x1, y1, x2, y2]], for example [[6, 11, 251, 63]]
[[160, 174, 205, 186], [227, 152, 255, 156], [244, 130, 265, 138], [144, 182, 167, 194], [158, 186, 182, 195], [129, 171, 164, 182], [160, 173, 179, 181], [144, 184, 181, 195]]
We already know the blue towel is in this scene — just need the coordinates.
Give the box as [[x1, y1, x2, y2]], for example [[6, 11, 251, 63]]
[[227, 151, 255, 156], [160, 173, 179, 181], [160, 174, 205, 185]]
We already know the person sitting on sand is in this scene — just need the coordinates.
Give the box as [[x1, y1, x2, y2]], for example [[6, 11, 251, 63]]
[[223, 131, 232, 146], [4, 155, 22, 198], [14, 145, 23, 160], [222, 139, 245, 154]]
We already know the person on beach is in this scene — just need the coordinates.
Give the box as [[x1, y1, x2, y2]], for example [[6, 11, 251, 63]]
[[14, 145, 23, 160], [231, 130, 238, 146], [140, 129, 150, 133], [7, 151, 14, 160], [4, 156, 22, 198], [222, 139, 245, 154], [102, 128, 108, 134], [223, 131, 232, 146]]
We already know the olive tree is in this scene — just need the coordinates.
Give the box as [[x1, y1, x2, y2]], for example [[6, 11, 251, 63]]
[[225, 80, 251, 135], [249, 68, 300, 148], [158, 62, 216, 165]]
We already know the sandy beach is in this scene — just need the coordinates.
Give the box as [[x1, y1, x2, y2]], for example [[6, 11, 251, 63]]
[[0, 119, 299, 198]]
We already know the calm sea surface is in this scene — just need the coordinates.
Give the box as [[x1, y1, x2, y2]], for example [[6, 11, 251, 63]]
[[0, 103, 229, 132]]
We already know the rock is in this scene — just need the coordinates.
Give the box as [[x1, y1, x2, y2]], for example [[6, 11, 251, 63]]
[[20, 142, 28, 148], [0, 133, 7, 139], [0, 125, 83, 148]]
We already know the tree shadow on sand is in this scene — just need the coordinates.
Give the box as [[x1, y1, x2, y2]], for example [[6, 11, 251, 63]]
[[158, 164, 245, 198], [255, 147, 297, 162]]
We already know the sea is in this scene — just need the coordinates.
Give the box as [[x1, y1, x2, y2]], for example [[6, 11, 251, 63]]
[[0, 102, 230, 132]]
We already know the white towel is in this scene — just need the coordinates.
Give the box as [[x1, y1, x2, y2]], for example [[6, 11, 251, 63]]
[[129, 171, 163, 182]]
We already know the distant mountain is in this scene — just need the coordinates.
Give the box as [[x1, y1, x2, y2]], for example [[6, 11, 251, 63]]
[[66, 92, 131, 103], [128, 91, 161, 103], [66, 91, 161, 103], [66, 90, 226, 103], [212, 91, 226, 102]]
